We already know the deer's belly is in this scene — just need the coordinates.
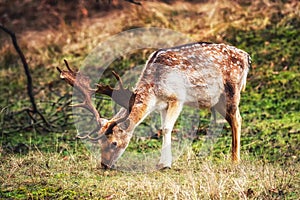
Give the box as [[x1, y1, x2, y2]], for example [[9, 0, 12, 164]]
[[185, 84, 223, 108]]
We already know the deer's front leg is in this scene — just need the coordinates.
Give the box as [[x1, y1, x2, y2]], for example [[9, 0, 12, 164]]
[[157, 101, 183, 169]]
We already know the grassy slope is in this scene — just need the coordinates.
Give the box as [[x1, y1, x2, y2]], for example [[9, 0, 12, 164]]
[[0, 0, 300, 199]]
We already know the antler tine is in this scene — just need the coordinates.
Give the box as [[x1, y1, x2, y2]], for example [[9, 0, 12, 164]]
[[76, 131, 90, 139], [112, 70, 124, 90], [87, 133, 106, 142], [95, 71, 136, 111], [64, 59, 74, 73], [58, 60, 106, 141], [76, 126, 105, 142], [56, 67, 62, 73]]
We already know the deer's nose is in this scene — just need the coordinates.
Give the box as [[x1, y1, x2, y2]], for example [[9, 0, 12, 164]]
[[101, 162, 115, 169], [101, 162, 110, 169]]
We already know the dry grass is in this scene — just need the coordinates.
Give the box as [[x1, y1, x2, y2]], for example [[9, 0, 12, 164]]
[[0, 148, 299, 199]]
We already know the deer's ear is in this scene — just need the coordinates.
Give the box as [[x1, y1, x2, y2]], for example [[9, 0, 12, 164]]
[[119, 119, 131, 130]]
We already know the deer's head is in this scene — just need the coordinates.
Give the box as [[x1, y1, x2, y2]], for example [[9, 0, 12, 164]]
[[57, 60, 135, 169], [98, 118, 134, 168]]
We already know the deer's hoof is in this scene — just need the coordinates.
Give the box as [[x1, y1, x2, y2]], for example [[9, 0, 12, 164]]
[[100, 162, 115, 170], [156, 163, 171, 171]]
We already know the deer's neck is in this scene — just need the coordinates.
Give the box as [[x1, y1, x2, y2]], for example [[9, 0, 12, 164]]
[[125, 84, 156, 131]]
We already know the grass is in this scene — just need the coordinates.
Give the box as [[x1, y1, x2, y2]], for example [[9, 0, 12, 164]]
[[0, 0, 300, 199], [1, 148, 299, 199]]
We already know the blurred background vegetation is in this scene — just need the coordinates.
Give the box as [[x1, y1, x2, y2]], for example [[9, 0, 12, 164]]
[[0, 0, 299, 198]]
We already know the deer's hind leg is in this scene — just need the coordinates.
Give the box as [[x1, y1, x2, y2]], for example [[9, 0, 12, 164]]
[[225, 106, 241, 162], [212, 94, 241, 162]]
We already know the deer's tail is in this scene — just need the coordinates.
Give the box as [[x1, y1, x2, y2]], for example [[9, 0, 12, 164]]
[[241, 54, 251, 92]]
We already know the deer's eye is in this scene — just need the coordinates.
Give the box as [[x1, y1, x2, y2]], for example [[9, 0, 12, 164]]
[[111, 141, 118, 148]]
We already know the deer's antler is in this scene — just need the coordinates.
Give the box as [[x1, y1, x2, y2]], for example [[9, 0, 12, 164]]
[[57, 60, 135, 139], [57, 60, 103, 138], [96, 71, 135, 112]]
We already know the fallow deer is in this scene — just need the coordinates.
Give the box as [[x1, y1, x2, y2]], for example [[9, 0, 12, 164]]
[[57, 42, 251, 169]]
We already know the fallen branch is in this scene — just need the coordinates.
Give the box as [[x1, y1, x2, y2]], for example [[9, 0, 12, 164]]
[[0, 24, 49, 127], [0, 24, 37, 112]]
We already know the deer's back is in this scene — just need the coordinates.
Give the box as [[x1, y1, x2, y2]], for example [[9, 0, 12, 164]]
[[136, 42, 250, 108]]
